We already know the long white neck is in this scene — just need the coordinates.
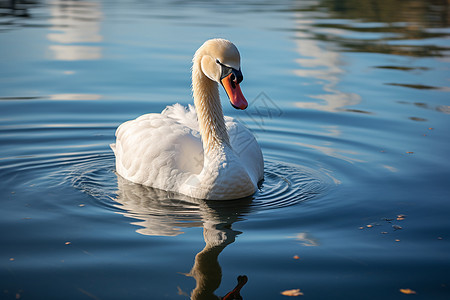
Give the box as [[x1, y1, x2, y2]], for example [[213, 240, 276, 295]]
[[192, 57, 230, 155]]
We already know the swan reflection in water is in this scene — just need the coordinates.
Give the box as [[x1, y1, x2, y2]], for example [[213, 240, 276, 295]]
[[114, 175, 251, 299]]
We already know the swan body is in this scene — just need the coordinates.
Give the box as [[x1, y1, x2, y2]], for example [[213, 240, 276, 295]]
[[111, 39, 264, 200]]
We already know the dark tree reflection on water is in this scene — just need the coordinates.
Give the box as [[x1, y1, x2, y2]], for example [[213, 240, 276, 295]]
[[288, 0, 450, 57]]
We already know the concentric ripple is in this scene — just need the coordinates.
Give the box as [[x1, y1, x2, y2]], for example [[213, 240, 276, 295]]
[[66, 153, 119, 210], [252, 160, 334, 210], [68, 156, 335, 215], [62, 155, 337, 236]]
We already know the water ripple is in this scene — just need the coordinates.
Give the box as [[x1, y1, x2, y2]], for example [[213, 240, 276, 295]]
[[251, 160, 333, 210], [67, 155, 335, 216]]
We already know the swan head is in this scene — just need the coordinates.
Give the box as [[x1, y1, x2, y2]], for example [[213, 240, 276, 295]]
[[196, 39, 248, 110]]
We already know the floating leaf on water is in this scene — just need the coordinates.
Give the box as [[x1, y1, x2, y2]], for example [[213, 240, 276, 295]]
[[281, 289, 304, 296], [400, 288, 416, 294], [397, 214, 406, 221]]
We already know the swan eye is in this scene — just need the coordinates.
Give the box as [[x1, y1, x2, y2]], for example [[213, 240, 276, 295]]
[[217, 60, 243, 85], [233, 70, 243, 84]]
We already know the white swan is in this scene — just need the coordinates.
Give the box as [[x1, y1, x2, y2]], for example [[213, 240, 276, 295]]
[[110, 38, 264, 200]]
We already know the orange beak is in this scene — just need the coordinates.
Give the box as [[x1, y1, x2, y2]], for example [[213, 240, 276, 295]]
[[221, 73, 248, 110]]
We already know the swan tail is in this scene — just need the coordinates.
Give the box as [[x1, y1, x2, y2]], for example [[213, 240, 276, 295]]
[[110, 143, 116, 154]]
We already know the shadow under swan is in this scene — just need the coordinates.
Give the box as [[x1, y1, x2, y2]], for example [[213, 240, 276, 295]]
[[114, 175, 251, 299]]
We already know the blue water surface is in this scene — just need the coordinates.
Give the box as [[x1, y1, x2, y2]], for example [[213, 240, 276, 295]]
[[1, 0, 449, 299]]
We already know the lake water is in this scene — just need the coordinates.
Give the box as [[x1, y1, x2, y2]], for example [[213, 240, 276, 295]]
[[1, 0, 449, 299]]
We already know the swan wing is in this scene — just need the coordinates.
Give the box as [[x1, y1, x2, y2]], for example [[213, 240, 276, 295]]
[[111, 104, 203, 191], [226, 117, 264, 186]]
